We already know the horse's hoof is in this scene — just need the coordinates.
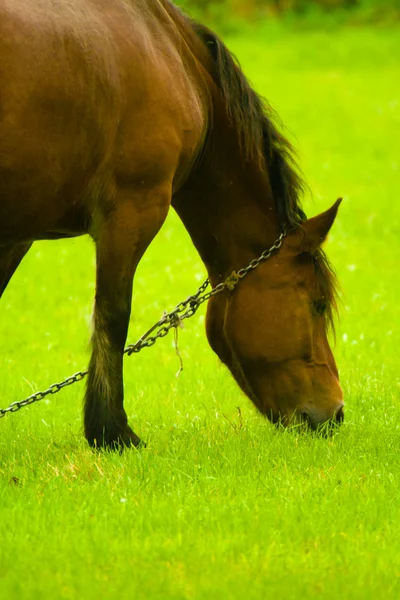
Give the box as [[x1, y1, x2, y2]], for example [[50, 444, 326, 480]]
[[118, 427, 146, 449], [86, 425, 146, 451]]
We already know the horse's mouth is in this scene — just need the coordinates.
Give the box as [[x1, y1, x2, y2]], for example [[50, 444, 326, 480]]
[[265, 404, 344, 432]]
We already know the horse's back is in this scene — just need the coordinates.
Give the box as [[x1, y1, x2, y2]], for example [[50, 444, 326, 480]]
[[0, 0, 205, 242]]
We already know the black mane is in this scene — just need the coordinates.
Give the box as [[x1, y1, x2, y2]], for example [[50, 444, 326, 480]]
[[192, 23, 306, 229], [191, 22, 338, 327]]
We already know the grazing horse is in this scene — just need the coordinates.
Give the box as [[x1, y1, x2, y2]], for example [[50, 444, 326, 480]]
[[0, 0, 344, 448]]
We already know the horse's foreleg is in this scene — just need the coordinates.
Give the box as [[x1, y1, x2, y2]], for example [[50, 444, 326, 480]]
[[85, 188, 170, 449], [0, 243, 32, 298]]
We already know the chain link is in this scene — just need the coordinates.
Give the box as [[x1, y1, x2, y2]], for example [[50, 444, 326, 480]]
[[0, 230, 286, 419], [0, 370, 88, 418]]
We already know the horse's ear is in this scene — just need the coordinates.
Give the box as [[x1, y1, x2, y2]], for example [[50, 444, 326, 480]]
[[298, 198, 342, 253]]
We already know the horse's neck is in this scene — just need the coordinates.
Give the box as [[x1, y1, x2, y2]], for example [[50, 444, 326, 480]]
[[173, 140, 280, 284], [165, 12, 281, 280]]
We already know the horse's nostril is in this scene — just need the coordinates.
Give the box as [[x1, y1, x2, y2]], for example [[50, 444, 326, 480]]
[[335, 406, 344, 423]]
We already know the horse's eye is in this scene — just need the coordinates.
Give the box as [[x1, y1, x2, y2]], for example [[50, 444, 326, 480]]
[[313, 299, 327, 316]]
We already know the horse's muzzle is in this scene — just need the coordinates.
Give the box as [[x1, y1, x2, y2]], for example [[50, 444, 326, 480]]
[[301, 402, 344, 430]]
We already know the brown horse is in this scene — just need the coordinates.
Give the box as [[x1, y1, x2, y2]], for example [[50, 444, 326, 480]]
[[0, 0, 343, 448]]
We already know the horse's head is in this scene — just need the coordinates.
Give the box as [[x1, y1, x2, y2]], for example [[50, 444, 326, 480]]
[[206, 200, 343, 430]]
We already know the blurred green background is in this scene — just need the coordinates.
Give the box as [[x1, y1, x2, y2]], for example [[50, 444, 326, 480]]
[[177, 0, 400, 26]]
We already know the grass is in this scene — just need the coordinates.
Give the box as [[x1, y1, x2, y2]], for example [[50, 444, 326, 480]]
[[1, 23, 400, 600]]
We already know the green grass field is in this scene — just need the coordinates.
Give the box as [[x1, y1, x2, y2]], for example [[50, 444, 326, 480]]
[[1, 24, 400, 600]]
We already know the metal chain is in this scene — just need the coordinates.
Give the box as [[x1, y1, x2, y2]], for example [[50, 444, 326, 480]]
[[0, 230, 286, 419], [0, 371, 88, 418]]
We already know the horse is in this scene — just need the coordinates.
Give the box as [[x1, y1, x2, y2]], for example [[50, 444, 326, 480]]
[[0, 0, 344, 448]]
